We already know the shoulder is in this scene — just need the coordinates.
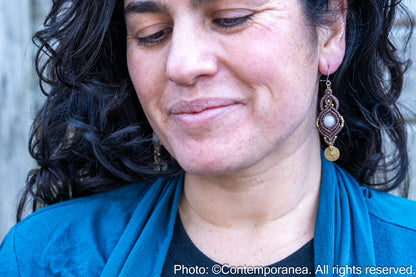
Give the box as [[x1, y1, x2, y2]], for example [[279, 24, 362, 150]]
[[333, 162, 416, 264], [0, 179, 158, 276], [21, 180, 152, 224], [362, 187, 416, 231], [17, 180, 153, 238], [362, 187, 416, 265], [332, 161, 416, 231]]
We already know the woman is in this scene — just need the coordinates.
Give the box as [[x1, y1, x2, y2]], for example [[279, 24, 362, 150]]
[[1, 0, 415, 276]]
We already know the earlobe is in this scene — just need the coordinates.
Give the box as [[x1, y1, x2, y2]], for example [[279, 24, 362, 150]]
[[318, 0, 347, 75]]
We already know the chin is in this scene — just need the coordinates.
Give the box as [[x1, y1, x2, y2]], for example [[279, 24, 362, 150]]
[[177, 155, 250, 177], [180, 163, 228, 176]]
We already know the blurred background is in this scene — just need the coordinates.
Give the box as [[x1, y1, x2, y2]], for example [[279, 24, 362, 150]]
[[1, 0, 416, 241]]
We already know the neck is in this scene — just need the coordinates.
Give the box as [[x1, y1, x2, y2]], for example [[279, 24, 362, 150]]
[[179, 133, 322, 230]]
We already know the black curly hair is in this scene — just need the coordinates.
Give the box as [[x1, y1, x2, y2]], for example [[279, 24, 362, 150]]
[[17, 0, 414, 221]]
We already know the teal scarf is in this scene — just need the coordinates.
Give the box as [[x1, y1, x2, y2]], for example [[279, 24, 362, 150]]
[[100, 157, 379, 276]]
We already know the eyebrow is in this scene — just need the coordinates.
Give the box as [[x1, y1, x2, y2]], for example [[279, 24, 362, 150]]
[[124, 1, 168, 15], [124, 0, 217, 15], [190, 0, 216, 8]]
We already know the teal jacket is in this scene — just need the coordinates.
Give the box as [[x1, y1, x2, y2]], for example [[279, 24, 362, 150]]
[[1, 157, 416, 276]]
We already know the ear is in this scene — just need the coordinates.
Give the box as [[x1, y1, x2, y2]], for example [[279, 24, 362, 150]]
[[318, 0, 347, 75]]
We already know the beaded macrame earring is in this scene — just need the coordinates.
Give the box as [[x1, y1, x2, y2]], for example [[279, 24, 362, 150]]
[[152, 133, 162, 172], [316, 75, 344, 162]]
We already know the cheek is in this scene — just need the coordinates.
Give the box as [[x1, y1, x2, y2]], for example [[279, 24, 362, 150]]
[[227, 25, 316, 109], [226, 23, 319, 141], [127, 50, 147, 97], [231, 18, 315, 81], [127, 48, 166, 113]]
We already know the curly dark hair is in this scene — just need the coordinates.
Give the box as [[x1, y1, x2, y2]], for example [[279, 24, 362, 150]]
[[17, 0, 414, 221]]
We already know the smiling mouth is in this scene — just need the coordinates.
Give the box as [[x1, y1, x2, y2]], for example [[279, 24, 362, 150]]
[[170, 98, 243, 127]]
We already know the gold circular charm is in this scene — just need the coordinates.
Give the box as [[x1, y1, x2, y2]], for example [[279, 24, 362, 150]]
[[324, 146, 340, 161]]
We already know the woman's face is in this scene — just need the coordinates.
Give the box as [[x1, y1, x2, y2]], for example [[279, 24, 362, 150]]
[[125, 0, 342, 175]]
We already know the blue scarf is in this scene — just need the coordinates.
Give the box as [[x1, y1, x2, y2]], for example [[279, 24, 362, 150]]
[[314, 157, 377, 276], [100, 157, 377, 276]]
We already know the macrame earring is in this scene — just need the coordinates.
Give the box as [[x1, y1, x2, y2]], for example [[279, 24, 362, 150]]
[[316, 76, 344, 162], [152, 133, 162, 172]]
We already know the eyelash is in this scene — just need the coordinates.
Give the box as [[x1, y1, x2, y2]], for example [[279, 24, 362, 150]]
[[137, 28, 173, 47], [136, 14, 253, 47], [213, 14, 253, 30]]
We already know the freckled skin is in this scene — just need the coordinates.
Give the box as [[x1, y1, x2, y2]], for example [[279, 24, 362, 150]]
[[124, 0, 346, 266], [125, 0, 322, 176]]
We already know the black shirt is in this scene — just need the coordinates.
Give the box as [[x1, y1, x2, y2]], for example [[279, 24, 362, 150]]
[[162, 214, 315, 276]]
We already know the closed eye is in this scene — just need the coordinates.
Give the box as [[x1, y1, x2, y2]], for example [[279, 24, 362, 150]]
[[135, 14, 253, 47], [213, 14, 253, 30], [137, 27, 173, 47]]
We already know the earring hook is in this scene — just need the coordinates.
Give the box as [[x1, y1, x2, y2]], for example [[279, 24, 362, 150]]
[[320, 67, 332, 88]]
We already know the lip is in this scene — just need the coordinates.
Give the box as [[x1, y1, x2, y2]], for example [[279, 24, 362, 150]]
[[170, 98, 243, 127]]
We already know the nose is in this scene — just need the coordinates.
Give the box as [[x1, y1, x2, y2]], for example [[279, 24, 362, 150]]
[[166, 23, 218, 86]]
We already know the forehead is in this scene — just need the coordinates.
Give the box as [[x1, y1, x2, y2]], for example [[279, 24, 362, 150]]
[[123, 0, 275, 14]]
